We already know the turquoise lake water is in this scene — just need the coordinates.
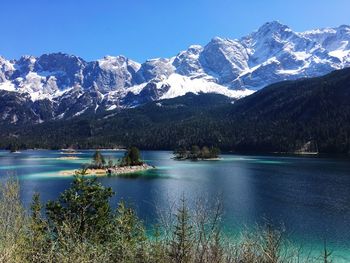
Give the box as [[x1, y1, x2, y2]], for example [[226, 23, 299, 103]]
[[0, 150, 349, 261]]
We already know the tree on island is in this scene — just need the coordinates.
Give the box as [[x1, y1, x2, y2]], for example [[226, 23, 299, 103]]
[[9, 143, 19, 153], [173, 147, 187, 160], [107, 158, 114, 168], [208, 146, 220, 158], [174, 145, 220, 160], [200, 146, 211, 159], [120, 147, 143, 166], [190, 145, 201, 159], [92, 150, 106, 168]]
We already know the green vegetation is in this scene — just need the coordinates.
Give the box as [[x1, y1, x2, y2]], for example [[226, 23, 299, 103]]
[[9, 143, 20, 153], [87, 148, 144, 170], [120, 147, 144, 166], [2, 66, 350, 155], [45, 176, 114, 241], [174, 145, 221, 160], [91, 150, 106, 168], [0, 176, 335, 262]]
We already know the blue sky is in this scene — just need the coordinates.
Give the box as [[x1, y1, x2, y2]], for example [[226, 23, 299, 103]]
[[1, 0, 350, 62]]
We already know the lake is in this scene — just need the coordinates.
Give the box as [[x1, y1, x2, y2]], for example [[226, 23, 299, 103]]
[[0, 150, 349, 261]]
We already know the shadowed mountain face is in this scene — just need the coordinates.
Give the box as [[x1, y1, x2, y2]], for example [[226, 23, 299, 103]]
[[0, 21, 350, 124], [1, 68, 350, 154]]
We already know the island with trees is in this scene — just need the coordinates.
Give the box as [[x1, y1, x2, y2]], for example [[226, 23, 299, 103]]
[[173, 145, 221, 160], [59, 147, 154, 177]]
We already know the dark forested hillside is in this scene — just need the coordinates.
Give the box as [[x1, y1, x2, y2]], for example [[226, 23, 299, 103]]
[[1, 68, 350, 154]]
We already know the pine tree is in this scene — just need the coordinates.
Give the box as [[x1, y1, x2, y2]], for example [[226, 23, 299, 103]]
[[170, 196, 193, 263], [190, 145, 201, 159], [45, 176, 114, 242], [27, 193, 48, 262], [92, 150, 106, 168], [201, 146, 210, 159], [120, 147, 143, 166]]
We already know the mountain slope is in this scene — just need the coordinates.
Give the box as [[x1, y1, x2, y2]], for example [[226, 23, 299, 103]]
[[1, 21, 350, 124], [2, 68, 350, 154]]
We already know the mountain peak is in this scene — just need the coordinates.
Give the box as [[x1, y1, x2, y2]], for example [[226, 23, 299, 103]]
[[187, 44, 203, 51], [211, 36, 224, 42], [210, 36, 236, 44], [40, 52, 86, 61], [100, 55, 128, 63], [256, 21, 291, 34], [338, 24, 350, 29], [1, 21, 350, 119], [337, 24, 350, 34], [19, 55, 36, 62]]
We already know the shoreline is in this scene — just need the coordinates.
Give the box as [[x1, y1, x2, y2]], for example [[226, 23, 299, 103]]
[[2, 149, 350, 158], [59, 163, 154, 177]]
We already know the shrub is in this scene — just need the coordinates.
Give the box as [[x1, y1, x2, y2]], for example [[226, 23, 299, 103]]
[[0, 177, 331, 263]]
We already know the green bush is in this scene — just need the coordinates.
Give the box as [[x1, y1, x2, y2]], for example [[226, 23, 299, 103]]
[[0, 177, 333, 263]]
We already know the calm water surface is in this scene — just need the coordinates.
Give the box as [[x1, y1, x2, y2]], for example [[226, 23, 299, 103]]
[[0, 150, 349, 261]]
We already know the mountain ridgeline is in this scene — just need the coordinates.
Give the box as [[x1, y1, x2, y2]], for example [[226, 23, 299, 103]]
[[1, 68, 350, 154], [0, 21, 350, 125]]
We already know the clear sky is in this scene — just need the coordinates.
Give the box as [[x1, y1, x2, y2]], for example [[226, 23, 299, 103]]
[[1, 0, 350, 62]]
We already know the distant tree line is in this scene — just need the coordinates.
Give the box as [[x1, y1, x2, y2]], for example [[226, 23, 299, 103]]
[[1, 67, 350, 155]]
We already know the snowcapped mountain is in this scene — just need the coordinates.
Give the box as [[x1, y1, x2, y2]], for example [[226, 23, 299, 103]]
[[1, 21, 350, 124]]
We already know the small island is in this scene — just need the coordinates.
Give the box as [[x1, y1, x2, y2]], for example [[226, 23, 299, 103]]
[[8, 143, 21, 153], [173, 145, 221, 160], [59, 147, 154, 177], [56, 156, 81, 160], [59, 148, 82, 154]]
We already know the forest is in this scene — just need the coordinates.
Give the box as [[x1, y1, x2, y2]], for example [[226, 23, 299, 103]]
[[0, 68, 350, 154]]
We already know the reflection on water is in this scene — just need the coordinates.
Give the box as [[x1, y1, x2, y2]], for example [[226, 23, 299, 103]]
[[0, 150, 350, 261]]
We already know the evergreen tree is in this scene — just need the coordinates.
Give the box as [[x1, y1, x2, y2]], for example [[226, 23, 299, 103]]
[[173, 147, 188, 159], [120, 147, 143, 166], [92, 150, 106, 168], [170, 196, 193, 263], [9, 143, 19, 153], [46, 176, 114, 242], [173, 145, 220, 160], [209, 147, 220, 158], [27, 193, 48, 262], [190, 145, 201, 160], [201, 146, 210, 159], [107, 158, 114, 168]]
